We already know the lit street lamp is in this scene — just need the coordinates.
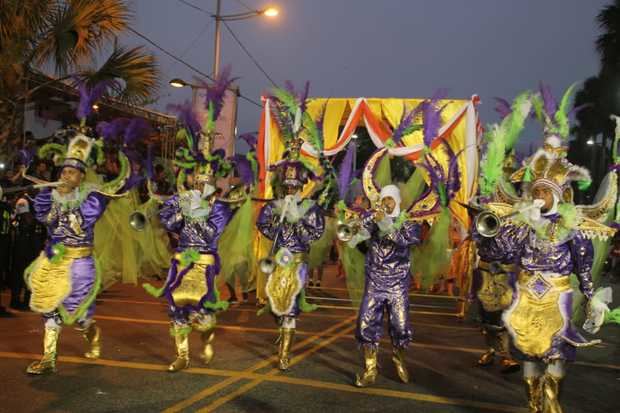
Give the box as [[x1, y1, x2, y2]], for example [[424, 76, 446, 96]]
[[211, 1, 279, 76]]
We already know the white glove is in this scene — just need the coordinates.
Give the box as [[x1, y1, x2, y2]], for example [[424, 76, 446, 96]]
[[583, 287, 612, 334]]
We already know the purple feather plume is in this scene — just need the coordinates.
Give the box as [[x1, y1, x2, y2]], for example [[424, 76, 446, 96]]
[[493, 97, 512, 119], [231, 154, 254, 185], [392, 103, 422, 144], [167, 101, 201, 136], [444, 144, 463, 200], [17, 149, 34, 167], [337, 141, 356, 199], [76, 80, 114, 119], [97, 118, 130, 144], [299, 81, 310, 114], [201, 65, 237, 121], [239, 132, 257, 150], [422, 93, 447, 147], [124, 118, 151, 146], [539, 82, 557, 117]]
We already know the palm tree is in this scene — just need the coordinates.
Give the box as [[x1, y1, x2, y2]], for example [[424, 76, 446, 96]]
[[0, 0, 159, 154], [570, 0, 620, 197]]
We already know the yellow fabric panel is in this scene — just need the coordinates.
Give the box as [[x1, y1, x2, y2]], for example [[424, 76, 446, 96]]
[[380, 99, 405, 129], [306, 99, 348, 149]]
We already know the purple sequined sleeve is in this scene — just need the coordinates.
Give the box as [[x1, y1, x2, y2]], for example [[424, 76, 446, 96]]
[[257, 203, 278, 240], [385, 221, 422, 247], [570, 232, 594, 299], [206, 201, 233, 240], [79, 192, 108, 228], [295, 204, 325, 244], [33, 189, 54, 225], [160, 195, 183, 233], [475, 223, 528, 264]]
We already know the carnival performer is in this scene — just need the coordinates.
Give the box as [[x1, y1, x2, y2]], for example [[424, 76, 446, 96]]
[[353, 184, 422, 387], [256, 83, 333, 371], [24, 129, 130, 375], [471, 92, 533, 373], [144, 69, 236, 372], [474, 84, 616, 412], [256, 137, 325, 371]]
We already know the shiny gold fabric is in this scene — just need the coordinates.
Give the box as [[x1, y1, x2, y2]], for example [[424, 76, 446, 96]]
[[171, 253, 215, 307], [506, 271, 571, 357], [477, 262, 515, 312], [29, 247, 93, 314], [266, 254, 304, 316]]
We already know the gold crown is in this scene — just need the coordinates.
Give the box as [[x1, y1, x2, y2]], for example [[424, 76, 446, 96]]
[[63, 133, 94, 171], [511, 151, 590, 201], [194, 162, 215, 184]]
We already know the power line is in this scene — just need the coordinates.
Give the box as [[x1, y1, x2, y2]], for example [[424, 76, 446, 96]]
[[177, 0, 213, 15], [175, 0, 278, 88], [127, 27, 262, 107], [222, 20, 278, 87], [233, 0, 255, 13]]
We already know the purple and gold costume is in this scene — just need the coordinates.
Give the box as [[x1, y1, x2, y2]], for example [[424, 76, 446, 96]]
[[257, 200, 324, 318], [478, 217, 594, 362], [29, 188, 108, 324], [159, 195, 233, 323], [356, 214, 422, 349]]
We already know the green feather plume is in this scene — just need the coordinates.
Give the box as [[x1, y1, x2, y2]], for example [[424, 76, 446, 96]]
[[38, 143, 67, 165], [554, 83, 577, 139]]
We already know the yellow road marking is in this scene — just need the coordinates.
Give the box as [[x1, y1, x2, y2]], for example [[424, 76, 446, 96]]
[[162, 316, 356, 413], [0, 351, 526, 413], [196, 323, 357, 413]]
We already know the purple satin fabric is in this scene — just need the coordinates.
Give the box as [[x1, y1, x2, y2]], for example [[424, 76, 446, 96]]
[[256, 202, 325, 253], [356, 221, 422, 348], [63, 256, 97, 319]]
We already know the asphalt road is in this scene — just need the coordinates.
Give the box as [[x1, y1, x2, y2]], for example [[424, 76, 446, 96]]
[[0, 266, 618, 413]]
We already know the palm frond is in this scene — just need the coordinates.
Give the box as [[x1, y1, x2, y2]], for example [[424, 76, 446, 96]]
[[35, 0, 130, 74], [77, 45, 159, 105]]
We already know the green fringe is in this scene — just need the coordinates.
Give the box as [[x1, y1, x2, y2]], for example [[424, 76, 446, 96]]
[[202, 284, 230, 312], [101, 151, 129, 194], [179, 248, 201, 268], [257, 301, 271, 317], [57, 256, 103, 325], [578, 180, 591, 191], [169, 324, 192, 337], [298, 288, 318, 313], [142, 282, 165, 298], [49, 244, 67, 265], [38, 143, 67, 164], [523, 166, 533, 182], [605, 307, 620, 324]]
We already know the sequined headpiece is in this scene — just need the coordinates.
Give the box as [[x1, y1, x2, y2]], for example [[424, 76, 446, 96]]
[[63, 133, 94, 172]]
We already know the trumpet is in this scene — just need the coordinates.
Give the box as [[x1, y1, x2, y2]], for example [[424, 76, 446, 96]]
[[336, 208, 386, 242], [258, 196, 292, 274], [0, 181, 62, 199], [474, 199, 545, 238], [129, 211, 149, 231]]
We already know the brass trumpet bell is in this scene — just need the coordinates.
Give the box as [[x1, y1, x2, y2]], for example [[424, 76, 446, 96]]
[[259, 257, 275, 274], [129, 211, 147, 231], [474, 210, 501, 238], [336, 223, 355, 242]]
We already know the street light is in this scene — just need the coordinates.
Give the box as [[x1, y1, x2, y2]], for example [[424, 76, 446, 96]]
[[169, 78, 188, 88], [212, 1, 279, 76], [587, 137, 595, 145]]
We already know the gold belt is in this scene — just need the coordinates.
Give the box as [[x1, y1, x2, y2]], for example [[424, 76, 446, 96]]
[[478, 260, 514, 274], [174, 252, 215, 266], [61, 246, 93, 259]]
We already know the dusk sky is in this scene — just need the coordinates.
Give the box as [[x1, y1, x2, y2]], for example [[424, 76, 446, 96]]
[[121, 0, 610, 152]]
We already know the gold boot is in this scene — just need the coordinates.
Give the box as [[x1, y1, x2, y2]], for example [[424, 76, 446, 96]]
[[392, 347, 410, 383], [78, 322, 101, 359], [277, 328, 295, 371], [168, 324, 190, 372], [354, 346, 378, 387], [477, 328, 495, 366], [542, 373, 563, 413], [199, 327, 215, 365], [27, 326, 61, 375], [524, 376, 543, 413], [497, 331, 519, 374]]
